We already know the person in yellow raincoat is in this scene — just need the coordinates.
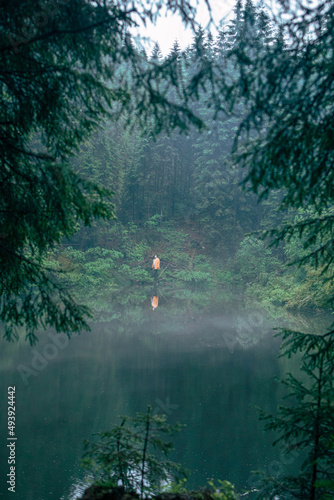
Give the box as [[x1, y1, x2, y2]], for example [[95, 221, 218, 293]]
[[152, 255, 160, 280]]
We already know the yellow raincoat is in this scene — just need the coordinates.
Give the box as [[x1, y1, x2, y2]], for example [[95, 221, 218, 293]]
[[152, 257, 160, 270]]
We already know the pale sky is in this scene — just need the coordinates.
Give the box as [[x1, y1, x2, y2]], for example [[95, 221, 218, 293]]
[[134, 0, 317, 56], [136, 0, 236, 56]]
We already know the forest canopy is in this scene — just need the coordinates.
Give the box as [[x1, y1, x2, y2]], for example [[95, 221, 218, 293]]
[[1, 0, 333, 342], [222, 0, 334, 275], [0, 0, 211, 342]]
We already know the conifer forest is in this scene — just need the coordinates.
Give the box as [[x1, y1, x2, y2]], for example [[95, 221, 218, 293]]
[[0, 0, 333, 499]]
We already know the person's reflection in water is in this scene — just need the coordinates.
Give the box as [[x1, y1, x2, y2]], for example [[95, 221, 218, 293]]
[[151, 294, 159, 311], [151, 284, 159, 311]]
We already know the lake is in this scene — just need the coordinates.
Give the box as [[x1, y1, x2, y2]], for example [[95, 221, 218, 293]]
[[0, 285, 329, 500]]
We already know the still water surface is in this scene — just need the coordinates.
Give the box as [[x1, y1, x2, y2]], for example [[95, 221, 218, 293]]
[[1, 286, 329, 500]]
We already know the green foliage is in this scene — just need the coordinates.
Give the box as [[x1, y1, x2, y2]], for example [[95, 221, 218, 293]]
[[0, 0, 215, 341], [257, 330, 334, 500], [163, 478, 188, 494], [49, 243, 153, 303], [192, 118, 260, 253], [54, 246, 123, 290], [245, 274, 298, 309], [144, 215, 162, 229], [233, 236, 282, 283], [3, 0, 332, 340], [49, 219, 229, 305], [244, 260, 334, 312], [207, 479, 238, 500], [217, 0, 334, 299], [177, 269, 211, 284], [233, 210, 334, 310], [81, 406, 187, 499], [119, 264, 151, 284]]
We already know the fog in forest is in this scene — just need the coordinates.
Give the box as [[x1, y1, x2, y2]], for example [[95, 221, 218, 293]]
[[1, 0, 334, 499]]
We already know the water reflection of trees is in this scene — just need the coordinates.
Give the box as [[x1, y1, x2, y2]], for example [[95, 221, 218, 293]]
[[88, 286, 333, 353]]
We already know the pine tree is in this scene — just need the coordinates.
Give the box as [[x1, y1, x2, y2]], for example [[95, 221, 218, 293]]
[[81, 406, 186, 499], [258, 330, 334, 499], [0, 0, 209, 341], [216, 0, 334, 291]]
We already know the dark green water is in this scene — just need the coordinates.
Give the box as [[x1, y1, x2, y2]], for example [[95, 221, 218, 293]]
[[0, 286, 329, 500]]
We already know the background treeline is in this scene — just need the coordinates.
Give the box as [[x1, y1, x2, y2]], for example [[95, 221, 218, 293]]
[[49, 0, 333, 311]]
